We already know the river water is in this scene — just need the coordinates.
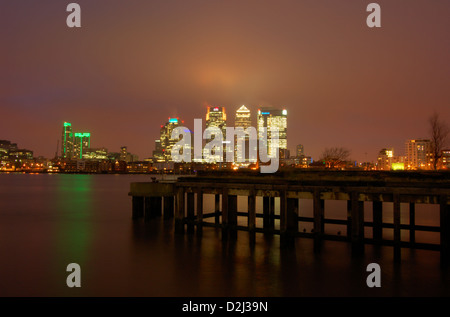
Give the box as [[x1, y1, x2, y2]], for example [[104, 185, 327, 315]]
[[0, 173, 448, 297]]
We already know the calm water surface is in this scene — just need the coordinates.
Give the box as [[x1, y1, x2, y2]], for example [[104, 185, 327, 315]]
[[0, 173, 449, 297]]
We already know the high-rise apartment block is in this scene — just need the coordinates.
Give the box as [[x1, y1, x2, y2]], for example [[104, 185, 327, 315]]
[[405, 139, 432, 169]]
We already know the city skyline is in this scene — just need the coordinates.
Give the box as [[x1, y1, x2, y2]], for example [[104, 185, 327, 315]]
[[1, 1, 450, 163]]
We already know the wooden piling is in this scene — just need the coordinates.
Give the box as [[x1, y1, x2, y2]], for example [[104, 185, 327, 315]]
[[351, 192, 364, 256], [248, 191, 256, 245], [132, 196, 144, 220], [222, 189, 229, 241], [373, 200, 383, 243], [215, 193, 220, 225], [440, 195, 450, 266], [187, 192, 195, 234], [313, 190, 324, 253], [163, 196, 174, 219], [393, 194, 401, 262], [409, 202, 415, 247], [175, 188, 185, 234], [197, 190, 203, 235], [228, 194, 238, 240]]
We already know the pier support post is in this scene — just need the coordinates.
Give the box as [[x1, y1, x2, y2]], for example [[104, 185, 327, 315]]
[[393, 194, 401, 262], [155, 196, 162, 217], [222, 189, 229, 241], [215, 194, 220, 225], [263, 196, 270, 231], [197, 190, 203, 235], [175, 188, 185, 234], [373, 200, 383, 244], [144, 197, 152, 222], [313, 190, 324, 253], [351, 192, 364, 256], [263, 196, 274, 233], [346, 200, 352, 241], [248, 192, 256, 245], [163, 196, 174, 219], [281, 191, 297, 248], [269, 197, 275, 231], [409, 202, 415, 247], [228, 194, 238, 240], [440, 195, 450, 266], [132, 196, 144, 220], [187, 192, 195, 234]]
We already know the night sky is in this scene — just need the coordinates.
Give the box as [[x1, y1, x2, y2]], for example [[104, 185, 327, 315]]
[[1, 1, 449, 162]]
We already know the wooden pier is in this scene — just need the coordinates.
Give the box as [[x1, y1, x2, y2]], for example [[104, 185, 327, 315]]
[[129, 170, 450, 264]]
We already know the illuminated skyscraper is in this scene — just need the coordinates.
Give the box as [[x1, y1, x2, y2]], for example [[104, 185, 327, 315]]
[[74, 132, 91, 159], [158, 117, 191, 162], [234, 105, 253, 164], [205, 106, 227, 162], [61, 122, 74, 159], [257, 107, 287, 157], [206, 106, 227, 135]]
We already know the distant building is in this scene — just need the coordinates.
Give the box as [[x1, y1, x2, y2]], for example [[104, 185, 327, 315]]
[[157, 117, 190, 162], [377, 148, 394, 170], [234, 105, 253, 164], [296, 144, 304, 158], [153, 139, 165, 163], [441, 149, 450, 169], [73, 132, 91, 159], [0, 140, 18, 159], [83, 147, 108, 160], [405, 139, 432, 170], [205, 106, 227, 163], [257, 107, 287, 157], [120, 146, 139, 163], [61, 122, 74, 159]]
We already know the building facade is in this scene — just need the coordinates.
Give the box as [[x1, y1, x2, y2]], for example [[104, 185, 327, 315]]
[[74, 132, 91, 159], [205, 106, 227, 163], [405, 139, 432, 170], [257, 107, 288, 157], [61, 122, 74, 159], [234, 105, 253, 164]]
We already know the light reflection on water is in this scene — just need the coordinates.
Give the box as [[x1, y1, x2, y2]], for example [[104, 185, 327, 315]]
[[0, 173, 448, 297]]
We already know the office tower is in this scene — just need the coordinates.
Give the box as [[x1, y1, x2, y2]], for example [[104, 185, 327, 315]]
[[296, 144, 304, 157], [61, 122, 74, 159], [206, 106, 227, 135], [205, 106, 227, 162], [74, 132, 91, 159], [234, 105, 252, 164], [153, 139, 165, 162], [257, 107, 287, 157], [377, 148, 394, 170], [405, 139, 432, 169], [159, 117, 190, 162]]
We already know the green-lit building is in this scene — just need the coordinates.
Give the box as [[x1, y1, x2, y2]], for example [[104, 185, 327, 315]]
[[61, 122, 74, 159], [74, 132, 91, 159]]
